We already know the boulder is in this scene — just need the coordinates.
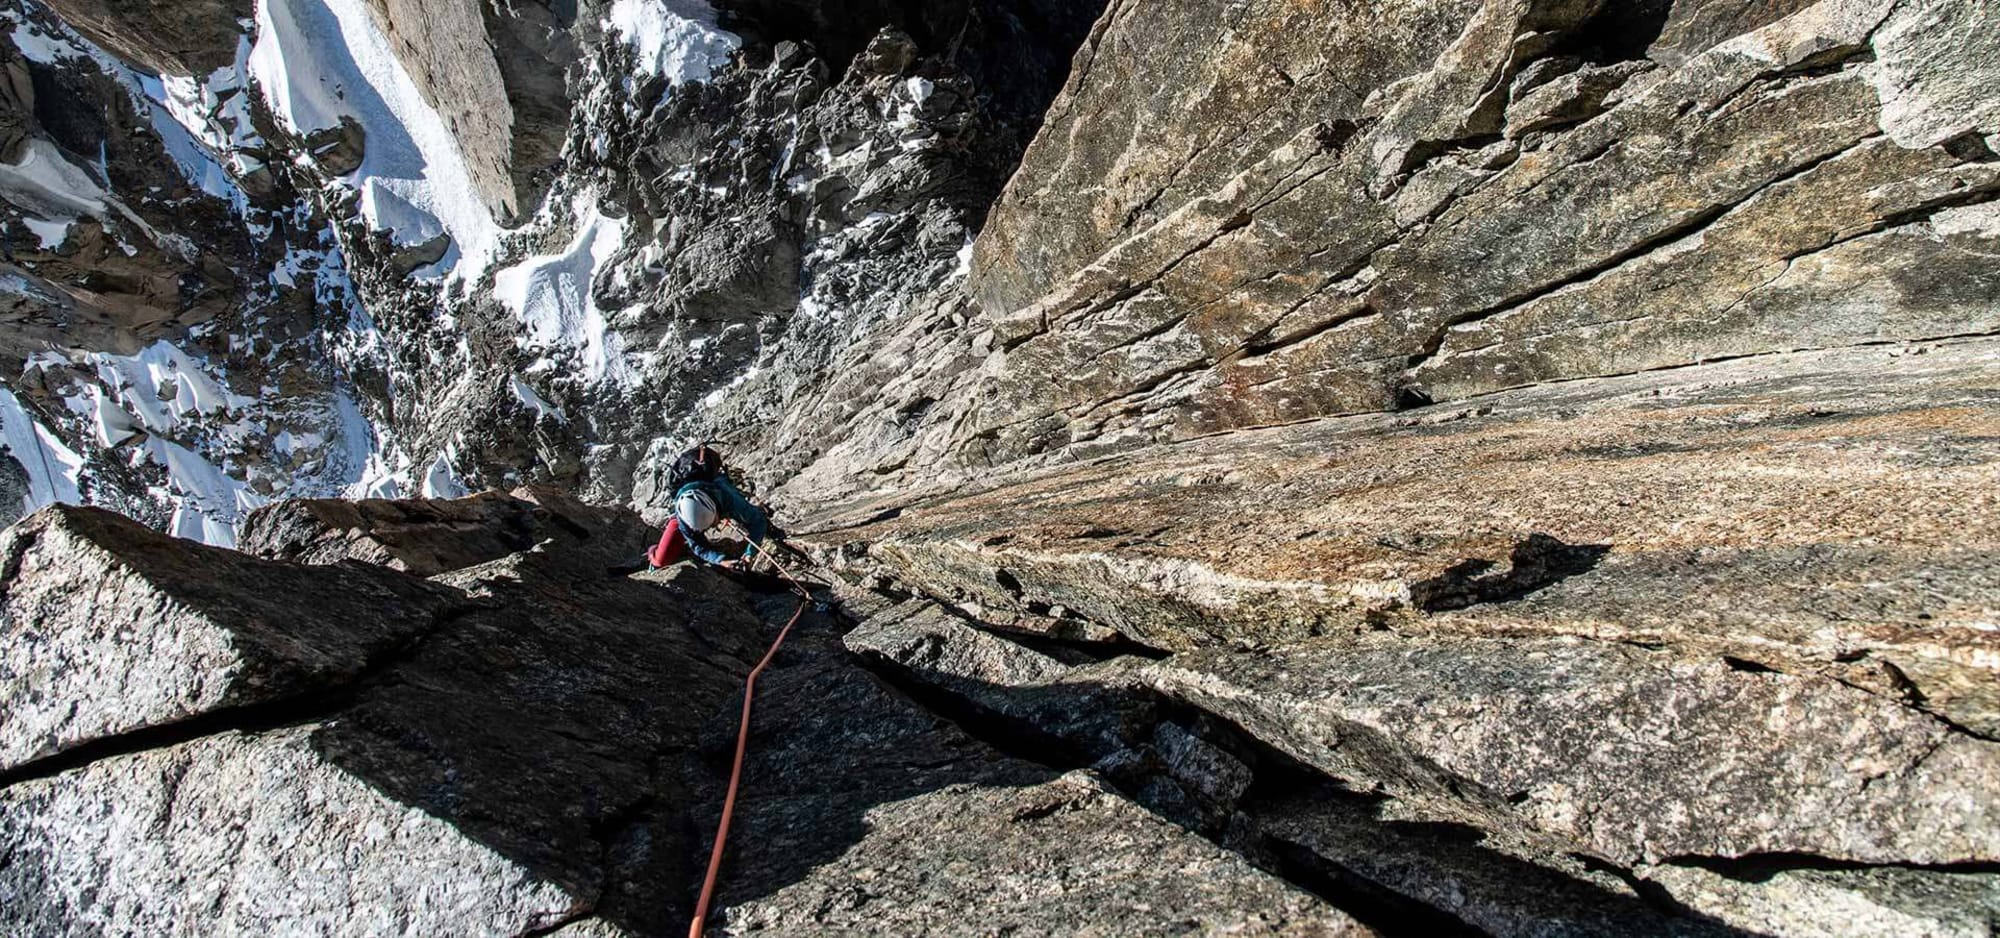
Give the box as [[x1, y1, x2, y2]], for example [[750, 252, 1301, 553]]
[[0, 506, 459, 774]]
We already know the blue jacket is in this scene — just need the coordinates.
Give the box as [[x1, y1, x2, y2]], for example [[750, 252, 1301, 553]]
[[676, 478, 769, 564]]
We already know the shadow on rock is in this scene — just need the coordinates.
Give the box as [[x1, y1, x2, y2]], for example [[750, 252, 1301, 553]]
[[1411, 533, 1612, 612], [302, 561, 1058, 934]]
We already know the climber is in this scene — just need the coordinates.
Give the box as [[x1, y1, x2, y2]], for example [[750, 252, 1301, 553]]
[[645, 443, 773, 570], [670, 478, 771, 569]]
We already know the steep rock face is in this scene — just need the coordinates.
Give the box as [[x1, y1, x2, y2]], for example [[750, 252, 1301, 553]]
[[803, 337, 2000, 929], [358, 0, 578, 221], [765, 0, 2000, 502], [1, 0, 1997, 933], [811, 339, 2000, 730], [966, 0, 1492, 316], [33, 0, 251, 75]]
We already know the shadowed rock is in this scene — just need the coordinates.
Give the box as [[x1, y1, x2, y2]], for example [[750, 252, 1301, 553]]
[[725, 769, 1375, 936], [2, 495, 1379, 936], [238, 486, 652, 576]]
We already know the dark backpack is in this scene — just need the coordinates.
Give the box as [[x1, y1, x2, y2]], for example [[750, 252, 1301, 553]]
[[667, 443, 726, 493]]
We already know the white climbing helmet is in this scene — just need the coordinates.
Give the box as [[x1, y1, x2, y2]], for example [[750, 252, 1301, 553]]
[[676, 488, 720, 532]]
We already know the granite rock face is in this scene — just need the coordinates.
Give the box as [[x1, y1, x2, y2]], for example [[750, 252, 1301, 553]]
[[1, 497, 1381, 936], [760, 0, 2000, 505], [813, 339, 2000, 730], [3, 0, 1999, 934], [33, 0, 251, 75], [1133, 635, 2000, 866], [2, 726, 587, 936], [0, 506, 458, 773], [806, 338, 2000, 934], [723, 769, 1371, 936], [357, 0, 578, 221]]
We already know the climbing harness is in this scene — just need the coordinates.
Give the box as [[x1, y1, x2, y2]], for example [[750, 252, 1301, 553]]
[[687, 523, 814, 938]]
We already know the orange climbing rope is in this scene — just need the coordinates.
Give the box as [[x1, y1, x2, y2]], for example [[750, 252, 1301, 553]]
[[687, 526, 813, 938]]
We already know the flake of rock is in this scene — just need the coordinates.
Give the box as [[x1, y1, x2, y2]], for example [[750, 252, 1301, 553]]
[[1504, 61, 1653, 137], [0, 727, 585, 936], [1263, 789, 1736, 938]]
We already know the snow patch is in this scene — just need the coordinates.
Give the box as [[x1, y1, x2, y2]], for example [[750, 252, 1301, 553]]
[[248, 0, 503, 274], [146, 436, 266, 547], [3, 9, 252, 214], [86, 385, 142, 447], [494, 194, 634, 386], [0, 140, 198, 263], [160, 56, 253, 147], [953, 237, 975, 279], [91, 342, 237, 436], [0, 139, 108, 220], [3, 10, 79, 65], [0, 387, 83, 512], [606, 0, 739, 84], [699, 364, 762, 408], [510, 376, 567, 423], [135, 74, 246, 206], [420, 452, 467, 499], [21, 215, 70, 249]]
